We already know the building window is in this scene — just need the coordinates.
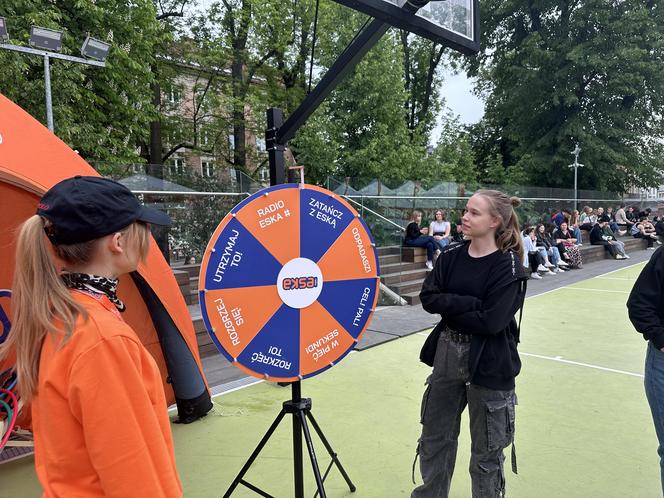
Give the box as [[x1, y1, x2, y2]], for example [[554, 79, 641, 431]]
[[256, 137, 266, 152], [202, 160, 215, 177], [258, 166, 269, 182], [167, 86, 182, 104], [228, 134, 235, 151], [200, 129, 210, 147], [169, 158, 185, 176]]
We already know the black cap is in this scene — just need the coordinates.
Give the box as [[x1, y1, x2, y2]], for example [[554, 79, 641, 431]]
[[598, 215, 610, 223], [37, 176, 171, 245]]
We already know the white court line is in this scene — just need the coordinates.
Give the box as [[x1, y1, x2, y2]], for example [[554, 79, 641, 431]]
[[411, 334, 644, 379], [596, 276, 637, 281], [520, 352, 644, 378], [529, 260, 647, 299], [559, 287, 630, 294]]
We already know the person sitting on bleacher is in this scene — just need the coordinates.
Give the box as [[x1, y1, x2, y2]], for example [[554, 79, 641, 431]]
[[522, 226, 550, 279], [404, 209, 437, 270], [553, 221, 583, 268], [568, 209, 584, 245], [601, 216, 629, 259], [429, 209, 451, 251], [590, 216, 626, 259], [579, 206, 597, 231], [655, 216, 664, 243], [450, 222, 465, 243], [552, 209, 566, 227], [631, 217, 660, 250], [626, 206, 637, 223], [597, 207, 626, 236], [536, 223, 569, 272], [615, 203, 634, 233]]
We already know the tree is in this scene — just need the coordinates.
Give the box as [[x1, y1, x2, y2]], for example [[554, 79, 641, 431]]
[[427, 114, 478, 184], [188, 0, 279, 175], [292, 5, 426, 184], [468, 0, 664, 193], [399, 32, 446, 145], [0, 1, 163, 163]]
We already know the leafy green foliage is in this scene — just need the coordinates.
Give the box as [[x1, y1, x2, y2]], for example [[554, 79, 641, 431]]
[[468, 0, 664, 193], [0, 1, 164, 162]]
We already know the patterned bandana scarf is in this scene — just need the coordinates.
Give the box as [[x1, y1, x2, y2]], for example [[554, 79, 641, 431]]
[[61, 272, 126, 312]]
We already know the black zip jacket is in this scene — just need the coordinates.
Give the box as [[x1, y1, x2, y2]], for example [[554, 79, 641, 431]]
[[536, 232, 553, 249], [405, 222, 422, 242], [627, 247, 664, 349], [419, 241, 529, 390]]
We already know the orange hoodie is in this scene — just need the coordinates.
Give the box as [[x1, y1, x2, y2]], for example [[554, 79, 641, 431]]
[[32, 290, 183, 498]]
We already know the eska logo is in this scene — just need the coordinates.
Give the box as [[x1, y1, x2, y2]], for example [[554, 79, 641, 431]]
[[281, 277, 318, 291]]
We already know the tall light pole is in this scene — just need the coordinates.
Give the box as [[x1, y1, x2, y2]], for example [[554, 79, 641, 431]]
[[568, 143, 584, 211], [0, 20, 110, 133]]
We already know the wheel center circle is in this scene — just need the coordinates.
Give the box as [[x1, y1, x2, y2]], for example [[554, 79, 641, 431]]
[[277, 258, 324, 309]]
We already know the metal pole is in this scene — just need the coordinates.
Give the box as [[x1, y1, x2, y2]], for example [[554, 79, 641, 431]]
[[0, 43, 105, 134], [292, 381, 304, 498], [43, 54, 53, 132], [267, 108, 286, 186], [574, 165, 578, 211]]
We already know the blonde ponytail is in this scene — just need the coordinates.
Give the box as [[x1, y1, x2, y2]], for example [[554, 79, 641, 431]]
[[476, 190, 524, 263], [0, 216, 87, 402]]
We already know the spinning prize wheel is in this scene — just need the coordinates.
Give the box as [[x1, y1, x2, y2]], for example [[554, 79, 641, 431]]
[[199, 183, 380, 382]]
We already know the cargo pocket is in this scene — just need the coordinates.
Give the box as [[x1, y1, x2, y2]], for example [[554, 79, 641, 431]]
[[485, 397, 515, 452], [420, 376, 432, 424]]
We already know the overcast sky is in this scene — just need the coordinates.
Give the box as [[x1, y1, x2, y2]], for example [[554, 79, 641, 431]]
[[431, 70, 485, 144]]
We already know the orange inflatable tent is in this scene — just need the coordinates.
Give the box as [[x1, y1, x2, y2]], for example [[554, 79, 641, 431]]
[[0, 94, 211, 423]]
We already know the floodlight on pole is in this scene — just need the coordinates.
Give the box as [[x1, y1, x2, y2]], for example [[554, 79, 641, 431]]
[[81, 36, 111, 62], [1, 24, 107, 133], [0, 17, 9, 42], [29, 26, 63, 52]]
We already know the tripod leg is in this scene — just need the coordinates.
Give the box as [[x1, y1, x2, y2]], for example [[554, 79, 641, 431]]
[[223, 410, 287, 498], [306, 411, 356, 492], [298, 410, 327, 498]]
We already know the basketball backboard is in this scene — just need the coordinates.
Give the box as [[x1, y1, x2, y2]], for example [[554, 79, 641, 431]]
[[332, 0, 479, 54]]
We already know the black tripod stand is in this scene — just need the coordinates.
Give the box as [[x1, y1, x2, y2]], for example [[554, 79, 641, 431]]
[[223, 381, 356, 498]]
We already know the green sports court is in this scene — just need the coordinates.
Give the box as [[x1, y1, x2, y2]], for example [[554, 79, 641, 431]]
[[2, 262, 660, 497]]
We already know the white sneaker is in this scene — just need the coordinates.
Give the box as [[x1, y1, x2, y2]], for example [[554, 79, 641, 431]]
[[557, 267, 566, 272], [616, 254, 626, 260], [426, 260, 434, 271], [530, 273, 543, 280], [657, 240, 662, 245], [619, 230, 627, 236], [544, 261, 555, 268], [546, 269, 557, 275], [537, 264, 548, 272], [558, 260, 569, 267], [625, 254, 630, 258]]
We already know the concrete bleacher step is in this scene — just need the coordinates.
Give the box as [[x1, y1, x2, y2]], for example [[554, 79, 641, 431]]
[[381, 267, 429, 285], [377, 246, 401, 256], [401, 247, 428, 263]]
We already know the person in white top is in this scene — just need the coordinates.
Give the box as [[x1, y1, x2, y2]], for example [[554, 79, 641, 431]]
[[429, 209, 451, 251]]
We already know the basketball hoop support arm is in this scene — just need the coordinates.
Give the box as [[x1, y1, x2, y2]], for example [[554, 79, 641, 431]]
[[266, 1, 424, 182]]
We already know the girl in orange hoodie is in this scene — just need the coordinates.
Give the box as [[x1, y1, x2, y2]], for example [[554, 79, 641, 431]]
[[0, 176, 183, 498]]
